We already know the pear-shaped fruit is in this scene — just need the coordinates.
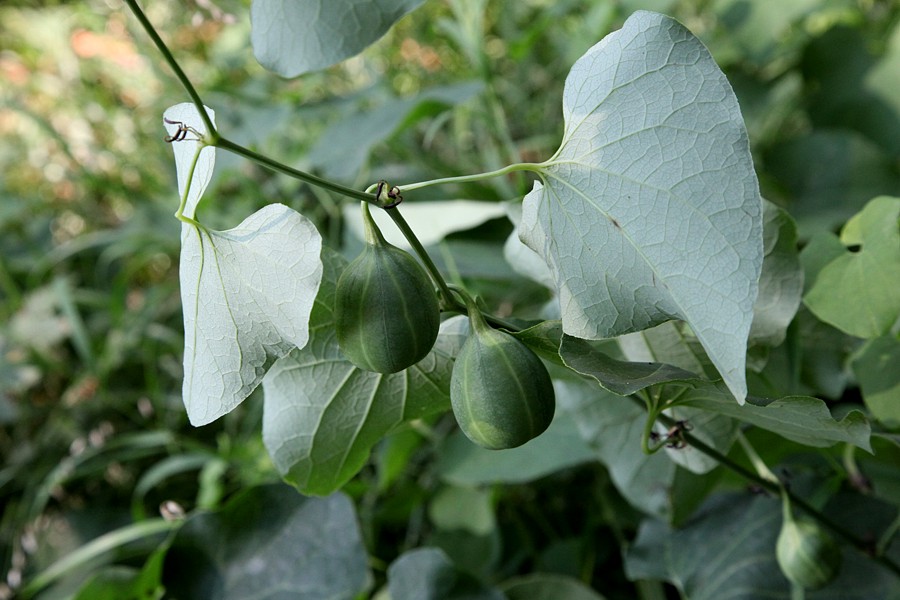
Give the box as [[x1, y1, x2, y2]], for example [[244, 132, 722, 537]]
[[335, 203, 440, 373], [450, 294, 555, 449], [776, 493, 842, 590]]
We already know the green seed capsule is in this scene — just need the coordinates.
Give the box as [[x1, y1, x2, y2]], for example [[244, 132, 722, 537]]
[[335, 203, 440, 373], [450, 295, 555, 449], [776, 495, 842, 590]]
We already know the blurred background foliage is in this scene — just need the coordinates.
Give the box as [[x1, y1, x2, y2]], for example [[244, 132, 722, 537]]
[[1, 0, 899, 598]]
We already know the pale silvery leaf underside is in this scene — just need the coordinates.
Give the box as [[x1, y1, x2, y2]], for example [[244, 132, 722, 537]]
[[519, 11, 763, 403]]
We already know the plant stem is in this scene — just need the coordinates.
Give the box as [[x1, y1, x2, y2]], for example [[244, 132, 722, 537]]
[[384, 208, 456, 306], [445, 284, 522, 332], [876, 511, 900, 557], [123, 0, 217, 142], [736, 431, 780, 485], [216, 137, 372, 202], [398, 162, 543, 193], [125, 0, 373, 204], [639, 396, 664, 455], [174, 144, 203, 222], [641, 402, 900, 578]]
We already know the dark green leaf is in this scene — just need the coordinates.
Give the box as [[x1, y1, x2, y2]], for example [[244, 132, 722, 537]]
[[626, 493, 786, 599], [501, 573, 607, 600], [626, 491, 900, 599], [617, 321, 717, 381], [803, 25, 900, 157], [561, 333, 699, 395], [679, 383, 872, 451], [387, 548, 504, 600], [852, 336, 900, 426], [765, 131, 900, 238], [163, 485, 370, 600]]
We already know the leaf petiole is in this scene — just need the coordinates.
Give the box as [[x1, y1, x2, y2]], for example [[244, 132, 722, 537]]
[[174, 144, 204, 227], [396, 162, 545, 193], [639, 391, 667, 455], [737, 430, 780, 485]]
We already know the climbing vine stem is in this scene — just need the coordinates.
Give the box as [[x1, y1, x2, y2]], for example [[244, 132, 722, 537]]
[[124, 0, 216, 141], [125, 0, 371, 204], [215, 137, 371, 202], [634, 397, 900, 578]]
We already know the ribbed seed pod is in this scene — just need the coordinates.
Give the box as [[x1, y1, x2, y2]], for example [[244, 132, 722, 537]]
[[450, 295, 555, 449], [334, 202, 440, 373], [776, 493, 842, 590]]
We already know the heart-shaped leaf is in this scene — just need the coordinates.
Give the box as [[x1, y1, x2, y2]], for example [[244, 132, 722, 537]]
[[251, 0, 426, 78], [625, 493, 789, 599], [804, 196, 900, 339], [518, 11, 763, 403], [180, 204, 323, 425], [164, 104, 323, 425]]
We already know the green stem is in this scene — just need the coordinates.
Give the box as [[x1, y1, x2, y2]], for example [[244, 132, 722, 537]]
[[385, 208, 456, 306], [19, 518, 179, 598], [640, 397, 665, 455], [843, 443, 872, 494], [398, 162, 544, 193], [174, 145, 203, 223], [445, 284, 521, 332], [124, 0, 372, 204], [737, 431, 780, 485], [876, 511, 900, 557], [216, 137, 372, 202], [357, 196, 520, 332], [636, 400, 900, 578], [123, 0, 217, 142]]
